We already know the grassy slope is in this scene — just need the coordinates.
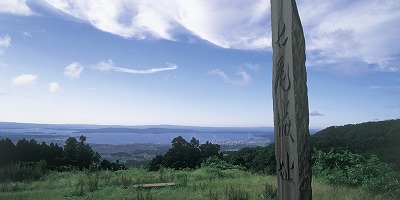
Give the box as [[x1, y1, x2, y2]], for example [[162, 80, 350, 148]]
[[0, 168, 392, 200]]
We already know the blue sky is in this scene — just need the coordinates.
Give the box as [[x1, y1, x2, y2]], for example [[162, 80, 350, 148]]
[[0, 0, 399, 129]]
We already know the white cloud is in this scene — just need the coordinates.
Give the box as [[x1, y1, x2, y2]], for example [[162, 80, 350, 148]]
[[96, 59, 177, 74], [2, 0, 400, 73], [41, 0, 400, 72], [208, 69, 251, 86], [48, 82, 61, 92], [0, 0, 33, 15], [0, 35, 11, 54], [12, 74, 38, 86], [309, 111, 324, 116], [64, 62, 84, 79], [36, 0, 271, 50], [298, 0, 400, 73]]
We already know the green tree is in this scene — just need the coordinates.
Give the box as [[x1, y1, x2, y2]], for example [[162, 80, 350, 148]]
[[76, 135, 100, 169], [64, 137, 78, 165], [150, 136, 222, 170], [187, 137, 201, 168], [148, 155, 165, 171], [63, 135, 100, 169], [0, 138, 16, 166], [199, 141, 221, 159], [164, 136, 190, 169]]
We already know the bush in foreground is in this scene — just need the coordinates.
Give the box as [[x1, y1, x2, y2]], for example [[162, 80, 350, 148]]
[[313, 149, 400, 197]]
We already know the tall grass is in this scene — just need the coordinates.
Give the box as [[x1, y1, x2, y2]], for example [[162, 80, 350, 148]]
[[0, 167, 396, 200], [0, 160, 47, 183]]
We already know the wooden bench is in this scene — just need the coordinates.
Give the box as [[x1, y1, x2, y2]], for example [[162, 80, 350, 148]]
[[133, 182, 176, 188]]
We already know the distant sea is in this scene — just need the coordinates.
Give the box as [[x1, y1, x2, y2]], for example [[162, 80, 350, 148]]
[[0, 122, 320, 145], [0, 128, 273, 145]]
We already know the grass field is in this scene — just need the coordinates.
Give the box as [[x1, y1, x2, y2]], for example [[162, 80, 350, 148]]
[[0, 167, 393, 200]]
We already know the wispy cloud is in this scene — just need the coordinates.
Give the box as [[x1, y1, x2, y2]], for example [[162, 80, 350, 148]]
[[64, 62, 84, 79], [242, 63, 261, 71], [96, 60, 177, 74], [12, 74, 38, 86], [48, 82, 61, 92], [368, 86, 381, 90], [1, 0, 400, 73], [368, 85, 400, 96], [0, 34, 11, 54], [208, 69, 251, 86], [0, 63, 8, 68], [310, 111, 325, 116], [22, 31, 32, 38]]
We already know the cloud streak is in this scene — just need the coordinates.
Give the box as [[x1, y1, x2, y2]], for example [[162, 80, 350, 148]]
[[1, 0, 400, 73], [208, 69, 251, 86], [96, 60, 177, 74], [12, 74, 38, 86], [309, 111, 325, 116]]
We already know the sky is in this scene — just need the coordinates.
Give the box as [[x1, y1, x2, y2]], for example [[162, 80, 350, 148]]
[[0, 0, 399, 129]]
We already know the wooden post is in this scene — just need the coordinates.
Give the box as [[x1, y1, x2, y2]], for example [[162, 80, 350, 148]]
[[271, 0, 312, 199]]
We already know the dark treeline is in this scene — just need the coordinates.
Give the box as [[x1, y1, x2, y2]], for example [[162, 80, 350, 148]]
[[0, 135, 124, 171], [0, 138, 63, 167], [148, 136, 222, 171]]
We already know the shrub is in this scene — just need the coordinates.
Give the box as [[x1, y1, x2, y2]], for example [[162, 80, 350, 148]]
[[313, 149, 400, 197], [0, 160, 47, 182], [201, 156, 244, 170]]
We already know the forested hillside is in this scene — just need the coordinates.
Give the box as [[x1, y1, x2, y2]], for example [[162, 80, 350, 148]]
[[311, 119, 400, 170], [222, 119, 400, 196]]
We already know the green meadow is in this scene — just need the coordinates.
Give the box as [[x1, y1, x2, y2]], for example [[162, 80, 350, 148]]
[[0, 167, 393, 200]]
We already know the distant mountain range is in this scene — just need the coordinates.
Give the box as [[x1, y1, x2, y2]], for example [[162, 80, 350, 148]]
[[0, 122, 321, 133], [0, 122, 271, 131], [0, 122, 275, 135], [0, 122, 281, 145]]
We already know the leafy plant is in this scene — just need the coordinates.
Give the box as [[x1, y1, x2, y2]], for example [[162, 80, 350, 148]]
[[201, 156, 244, 170], [313, 148, 400, 197]]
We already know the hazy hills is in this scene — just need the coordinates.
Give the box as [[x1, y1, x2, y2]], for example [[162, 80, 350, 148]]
[[0, 122, 274, 133]]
